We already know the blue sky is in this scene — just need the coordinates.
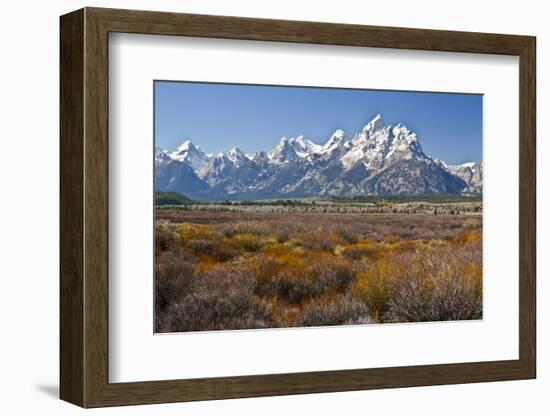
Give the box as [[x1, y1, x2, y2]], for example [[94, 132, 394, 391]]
[[155, 81, 482, 165]]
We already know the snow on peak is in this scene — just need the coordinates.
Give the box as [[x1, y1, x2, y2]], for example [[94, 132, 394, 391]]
[[434, 158, 448, 169], [169, 139, 210, 169], [447, 161, 482, 176], [166, 114, 438, 181], [392, 123, 416, 140], [332, 129, 346, 139], [227, 146, 249, 166], [155, 147, 172, 163], [228, 146, 245, 156], [175, 139, 194, 151], [322, 129, 349, 155], [227, 146, 246, 158], [269, 136, 299, 163], [325, 129, 345, 145], [252, 150, 269, 163], [392, 124, 419, 147], [343, 117, 427, 170], [352, 114, 390, 147], [362, 114, 385, 134], [457, 161, 477, 169], [269, 135, 323, 161], [289, 135, 322, 157]]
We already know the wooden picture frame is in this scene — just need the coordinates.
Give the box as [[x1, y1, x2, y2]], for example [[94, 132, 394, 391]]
[[60, 7, 536, 408]]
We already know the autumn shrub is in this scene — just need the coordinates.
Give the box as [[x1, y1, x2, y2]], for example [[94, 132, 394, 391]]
[[384, 272, 482, 322], [454, 230, 482, 245], [253, 255, 354, 305], [211, 240, 240, 261], [186, 239, 218, 256], [155, 251, 198, 330], [301, 230, 335, 252], [259, 274, 322, 304], [178, 223, 216, 241], [462, 218, 481, 230], [311, 257, 355, 292], [231, 233, 264, 252], [340, 242, 381, 260], [155, 221, 181, 252], [352, 267, 394, 322], [335, 227, 360, 244], [274, 227, 291, 243], [218, 221, 272, 238], [271, 251, 305, 269], [159, 269, 272, 332], [245, 254, 283, 283], [352, 243, 482, 323], [296, 295, 371, 327], [383, 234, 399, 244], [382, 250, 482, 322]]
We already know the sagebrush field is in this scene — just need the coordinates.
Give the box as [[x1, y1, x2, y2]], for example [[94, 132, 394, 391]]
[[155, 200, 482, 332]]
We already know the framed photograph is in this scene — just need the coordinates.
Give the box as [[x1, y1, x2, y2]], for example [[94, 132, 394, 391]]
[[60, 7, 536, 408]]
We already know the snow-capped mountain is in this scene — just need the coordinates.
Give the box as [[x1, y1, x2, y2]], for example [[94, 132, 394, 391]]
[[289, 135, 323, 158], [226, 146, 250, 166], [268, 137, 300, 164], [155, 114, 483, 199], [447, 162, 483, 193], [321, 129, 350, 156], [168, 140, 210, 170], [196, 148, 250, 187]]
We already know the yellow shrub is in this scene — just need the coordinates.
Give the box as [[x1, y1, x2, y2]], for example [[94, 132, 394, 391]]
[[231, 233, 264, 252], [262, 241, 297, 256], [352, 258, 402, 321], [179, 223, 216, 241]]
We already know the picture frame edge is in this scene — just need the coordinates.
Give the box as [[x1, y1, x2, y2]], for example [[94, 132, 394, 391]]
[[60, 7, 537, 408]]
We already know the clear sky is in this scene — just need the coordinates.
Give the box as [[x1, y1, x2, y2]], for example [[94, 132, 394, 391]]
[[154, 81, 482, 165]]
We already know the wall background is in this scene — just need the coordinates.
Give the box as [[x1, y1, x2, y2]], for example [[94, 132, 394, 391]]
[[0, 0, 545, 414]]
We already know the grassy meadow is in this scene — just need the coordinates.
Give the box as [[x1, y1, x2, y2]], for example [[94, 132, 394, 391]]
[[155, 200, 482, 333]]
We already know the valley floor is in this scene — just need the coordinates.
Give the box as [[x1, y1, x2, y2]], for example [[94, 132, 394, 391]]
[[155, 206, 482, 332]]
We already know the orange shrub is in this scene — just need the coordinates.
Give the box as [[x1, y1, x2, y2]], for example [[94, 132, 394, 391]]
[[455, 230, 482, 245]]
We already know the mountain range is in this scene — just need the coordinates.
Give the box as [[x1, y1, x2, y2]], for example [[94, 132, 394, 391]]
[[155, 114, 483, 200]]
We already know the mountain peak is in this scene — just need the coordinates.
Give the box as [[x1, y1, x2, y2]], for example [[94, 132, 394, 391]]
[[252, 150, 269, 163], [175, 139, 195, 151], [155, 147, 172, 163], [362, 114, 385, 134], [322, 129, 348, 155], [269, 136, 298, 163], [278, 136, 288, 145], [325, 129, 345, 143], [392, 123, 418, 144], [226, 146, 249, 166], [170, 139, 210, 169], [228, 146, 245, 155]]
